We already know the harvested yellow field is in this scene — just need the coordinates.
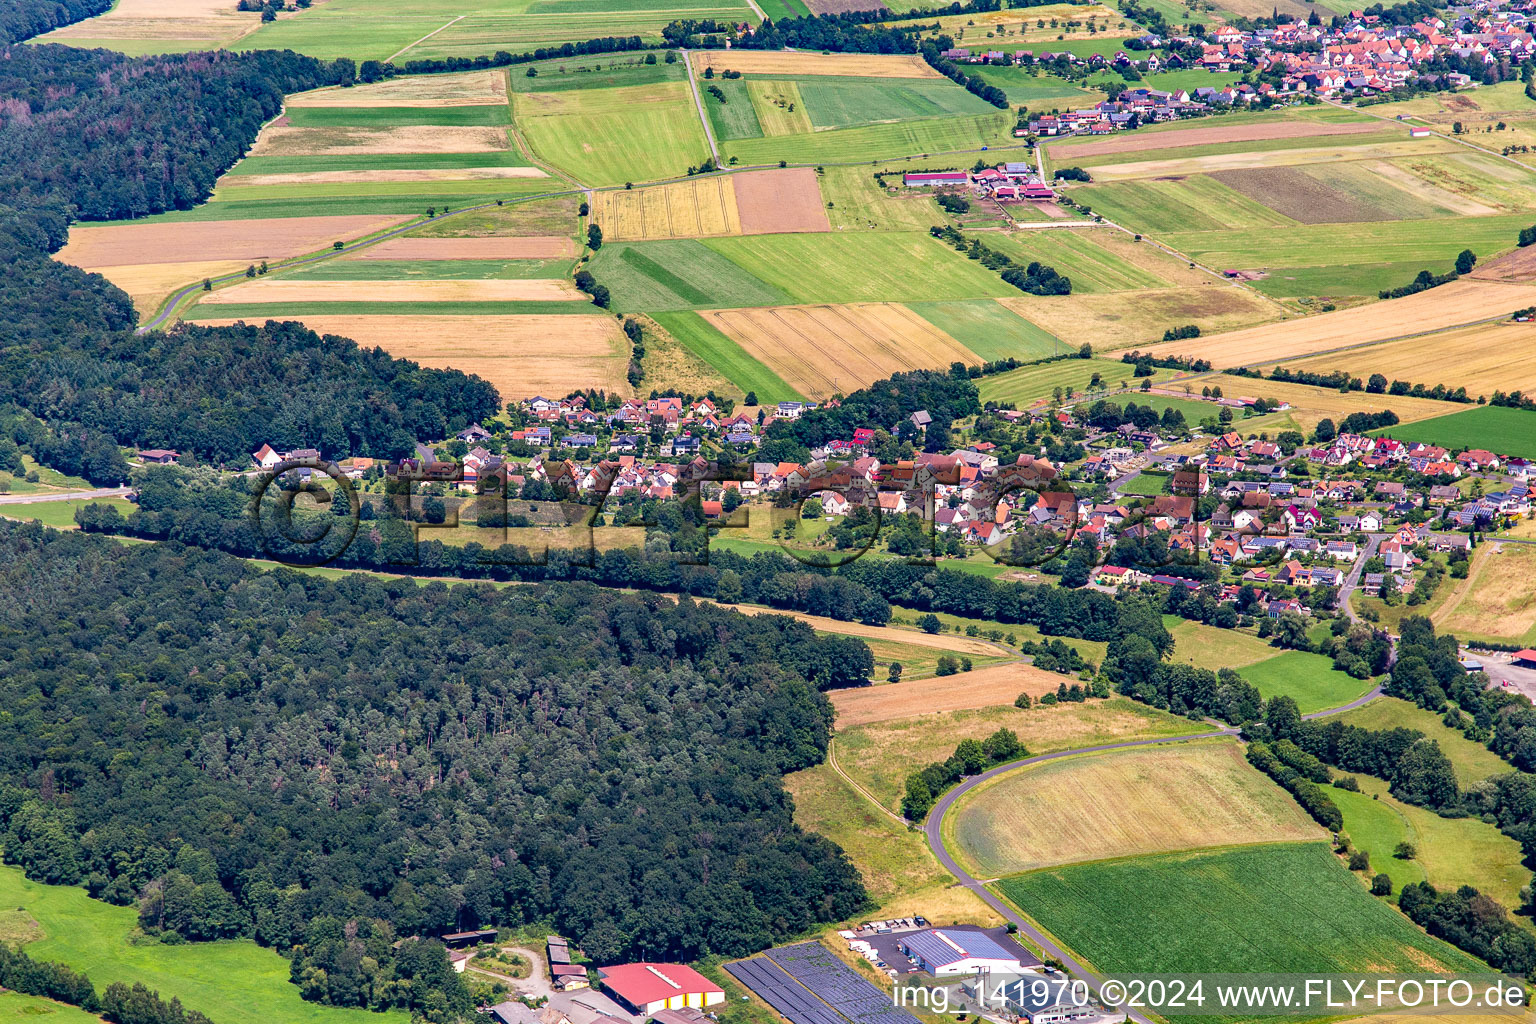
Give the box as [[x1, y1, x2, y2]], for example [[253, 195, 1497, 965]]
[[1001, 284, 1284, 351], [57, 214, 412, 268], [348, 236, 577, 260], [748, 81, 814, 137], [1438, 542, 1536, 643], [224, 167, 546, 187], [285, 70, 508, 107], [33, 0, 259, 48], [699, 51, 942, 78], [1087, 139, 1457, 181], [187, 314, 629, 400], [1204, 374, 1476, 429], [1284, 321, 1536, 399], [1139, 280, 1536, 366], [589, 177, 741, 240], [702, 303, 979, 399], [948, 741, 1320, 876], [88, 260, 249, 318], [829, 662, 1067, 728], [199, 278, 582, 304], [250, 125, 510, 157]]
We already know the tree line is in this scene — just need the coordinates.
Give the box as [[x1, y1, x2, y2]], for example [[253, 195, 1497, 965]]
[[0, 943, 217, 1024]]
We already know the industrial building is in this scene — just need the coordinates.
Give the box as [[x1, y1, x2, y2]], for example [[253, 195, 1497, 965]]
[[598, 963, 725, 1015], [897, 929, 1024, 976]]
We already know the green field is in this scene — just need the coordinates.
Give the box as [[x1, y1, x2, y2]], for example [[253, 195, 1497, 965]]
[[237, 0, 757, 61], [1375, 405, 1536, 460], [996, 843, 1485, 978], [0, 865, 404, 1024], [0, 991, 102, 1024], [509, 55, 685, 92], [651, 310, 803, 402], [982, 230, 1170, 294], [1335, 696, 1515, 785], [0, 498, 136, 530], [789, 75, 998, 130], [721, 111, 1016, 166], [958, 65, 1100, 108], [1073, 176, 1295, 235], [514, 81, 711, 186], [978, 356, 1167, 406], [1332, 775, 1529, 910], [703, 78, 765, 141], [907, 299, 1069, 361], [702, 232, 1017, 303], [283, 105, 512, 127], [1236, 650, 1374, 715], [588, 239, 790, 311]]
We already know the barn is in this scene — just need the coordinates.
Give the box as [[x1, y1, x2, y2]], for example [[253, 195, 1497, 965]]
[[898, 929, 1024, 976], [1512, 649, 1536, 669], [903, 172, 969, 187], [598, 963, 725, 1014]]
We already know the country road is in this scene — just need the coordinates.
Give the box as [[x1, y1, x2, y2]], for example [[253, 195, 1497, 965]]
[[918, 684, 1383, 1024], [680, 50, 721, 166]]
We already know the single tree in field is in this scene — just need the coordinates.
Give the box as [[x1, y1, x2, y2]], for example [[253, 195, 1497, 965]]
[[888, 662, 903, 683], [1455, 248, 1477, 274], [587, 224, 603, 250]]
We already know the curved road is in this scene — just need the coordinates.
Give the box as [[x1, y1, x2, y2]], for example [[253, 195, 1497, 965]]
[[919, 684, 1382, 1023]]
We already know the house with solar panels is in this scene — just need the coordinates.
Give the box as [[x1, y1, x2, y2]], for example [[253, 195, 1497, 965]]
[[897, 929, 1024, 976]]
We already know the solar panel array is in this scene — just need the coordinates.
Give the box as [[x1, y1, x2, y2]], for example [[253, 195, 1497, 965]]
[[724, 943, 920, 1024]]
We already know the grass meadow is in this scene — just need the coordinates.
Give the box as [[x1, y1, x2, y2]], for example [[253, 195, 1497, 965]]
[[588, 240, 790, 311], [513, 81, 711, 186], [1334, 697, 1514, 785], [996, 843, 1486, 979], [0, 865, 404, 1024], [720, 112, 1016, 166], [947, 740, 1320, 876], [1235, 649, 1375, 715], [835, 697, 1211, 814]]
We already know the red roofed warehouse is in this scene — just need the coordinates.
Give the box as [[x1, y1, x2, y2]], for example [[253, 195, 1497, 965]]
[[598, 963, 725, 1014], [1513, 649, 1536, 669]]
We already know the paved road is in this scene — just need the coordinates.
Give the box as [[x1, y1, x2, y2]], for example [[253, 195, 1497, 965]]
[[1339, 533, 1386, 624], [0, 486, 131, 505], [680, 50, 721, 166], [920, 684, 1382, 1023]]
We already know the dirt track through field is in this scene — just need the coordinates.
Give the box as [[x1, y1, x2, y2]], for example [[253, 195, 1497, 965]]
[[186, 313, 628, 401], [1137, 280, 1536, 366], [199, 278, 582, 303], [698, 51, 941, 78], [734, 167, 832, 234], [830, 662, 1068, 727], [1048, 119, 1378, 159], [348, 236, 578, 260], [57, 214, 412, 267]]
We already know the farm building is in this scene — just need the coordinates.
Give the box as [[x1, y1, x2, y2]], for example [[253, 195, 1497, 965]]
[[1408, 127, 1432, 137], [441, 929, 498, 948], [903, 172, 968, 187], [1513, 649, 1536, 669], [898, 929, 1024, 975], [138, 448, 180, 464], [1022, 184, 1056, 200], [599, 963, 725, 1014]]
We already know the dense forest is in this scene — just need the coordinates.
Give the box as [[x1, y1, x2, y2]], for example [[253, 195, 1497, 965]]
[[0, 522, 870, 1013], [0, 0, 105, 42], [0, 45, 498, 466]]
